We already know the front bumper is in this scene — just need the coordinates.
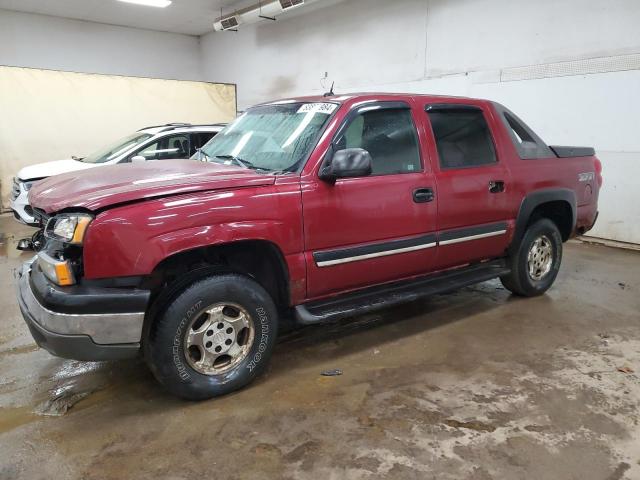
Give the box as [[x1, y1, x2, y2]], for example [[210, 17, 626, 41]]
[[15, 260, 149, 361], [9, 181, 37, 226]]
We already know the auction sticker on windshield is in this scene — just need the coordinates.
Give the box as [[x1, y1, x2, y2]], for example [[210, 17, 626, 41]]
[[297, 103, 338, 115]]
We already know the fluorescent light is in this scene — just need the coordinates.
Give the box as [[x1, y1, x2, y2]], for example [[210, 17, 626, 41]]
[[117, 0, 172, 8]]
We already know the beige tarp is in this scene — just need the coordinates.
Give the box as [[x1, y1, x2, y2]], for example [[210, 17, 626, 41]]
[[0, 66, 236, 208]]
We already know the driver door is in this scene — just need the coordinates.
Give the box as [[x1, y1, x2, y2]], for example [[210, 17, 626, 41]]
[[301, 101, 438, 299]]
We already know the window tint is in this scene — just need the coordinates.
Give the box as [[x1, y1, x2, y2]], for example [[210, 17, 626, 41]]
[[136, 134, 190, 161], [335, 108, 421, 175], [191, 132, 216, 154], [427, 109, 497, 169]]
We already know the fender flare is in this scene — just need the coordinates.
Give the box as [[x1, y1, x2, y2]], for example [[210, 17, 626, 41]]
[[510, 188, 576, 253]]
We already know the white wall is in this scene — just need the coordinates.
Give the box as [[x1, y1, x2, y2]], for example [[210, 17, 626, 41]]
[[199, 0, 640, 244], [0, 2, 638, 243], [0, 9, 202, 80]]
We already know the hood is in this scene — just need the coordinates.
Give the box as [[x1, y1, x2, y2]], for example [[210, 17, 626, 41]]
[[29, 160, 276, 213], [17, 158, 97, 181]]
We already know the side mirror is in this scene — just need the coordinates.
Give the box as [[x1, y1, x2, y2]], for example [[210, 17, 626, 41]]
[[320, 148, 372, 182], [131, 155, 146, 163], [16, 238, 34, 251]]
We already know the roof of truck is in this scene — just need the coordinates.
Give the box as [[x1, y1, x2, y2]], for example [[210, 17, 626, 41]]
[[261, 92, 482, 106]]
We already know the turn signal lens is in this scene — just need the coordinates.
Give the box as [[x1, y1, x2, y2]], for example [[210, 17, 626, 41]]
[[37, 252, 76, 286], [72, 216, 92, 244], [54, 262, 74, 286]]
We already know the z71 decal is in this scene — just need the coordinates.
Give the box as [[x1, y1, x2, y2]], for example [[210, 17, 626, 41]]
[[578, 172, 595, 182]]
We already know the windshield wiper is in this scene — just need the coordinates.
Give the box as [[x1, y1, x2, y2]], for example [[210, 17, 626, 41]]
[[215, 155, 259, 170], [196, 148, 212, 162], [71, 155, 83, 161]]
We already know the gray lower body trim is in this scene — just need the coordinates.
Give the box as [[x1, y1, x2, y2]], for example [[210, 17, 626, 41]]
[[313, 233, 438, 268], [438, 229, 507, 246], [313, 222, 509, 268], [17, 262, 144, 345], [316, 242, 436, 267]]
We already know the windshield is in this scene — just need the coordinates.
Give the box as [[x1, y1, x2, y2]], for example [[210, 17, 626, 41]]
[[194, 102, 337, 172], [79, 132, 153, 164]]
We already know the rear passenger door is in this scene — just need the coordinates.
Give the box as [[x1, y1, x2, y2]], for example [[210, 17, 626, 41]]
[[424, 104, 513, 270]]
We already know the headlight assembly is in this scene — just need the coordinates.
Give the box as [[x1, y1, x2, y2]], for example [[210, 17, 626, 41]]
[[45, 213, 93, 244]]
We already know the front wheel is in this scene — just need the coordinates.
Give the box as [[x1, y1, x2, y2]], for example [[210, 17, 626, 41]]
[[501, 218, 563, 297], [145, 273, 278, 400]]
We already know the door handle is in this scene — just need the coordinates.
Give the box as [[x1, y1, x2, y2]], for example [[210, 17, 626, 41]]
[[489, 180, 505, 193], [413, 187, 434, 203]]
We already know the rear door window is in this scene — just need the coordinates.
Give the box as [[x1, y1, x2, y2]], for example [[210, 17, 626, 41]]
[[426, 108, 497, 169]]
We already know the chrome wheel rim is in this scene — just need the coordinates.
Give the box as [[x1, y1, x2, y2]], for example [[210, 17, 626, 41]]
[[527, 235, 553, 281], [183, 303, 255, 376]]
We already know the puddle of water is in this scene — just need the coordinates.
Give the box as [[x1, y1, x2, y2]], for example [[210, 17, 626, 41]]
[[0, 219, 39, 261], [0, 405, 39, 434], [0, 232, 6, 258], [35, 388, 93, 417], [0, 344, 39, 359]]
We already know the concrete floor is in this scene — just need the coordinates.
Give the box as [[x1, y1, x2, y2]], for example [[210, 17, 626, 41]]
[[0, 213, 639, 480]]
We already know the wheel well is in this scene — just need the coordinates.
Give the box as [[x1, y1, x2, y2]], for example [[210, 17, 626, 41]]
[[527, 200, 573, 241], [146, 240, 290, 311]]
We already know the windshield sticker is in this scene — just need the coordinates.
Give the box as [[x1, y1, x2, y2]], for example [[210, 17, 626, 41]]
[[297, 103, 338, 115]]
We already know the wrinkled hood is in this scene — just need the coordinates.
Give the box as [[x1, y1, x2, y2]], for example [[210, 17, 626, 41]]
[[29, 160, 276, 213], [17, 158, 97, 181]]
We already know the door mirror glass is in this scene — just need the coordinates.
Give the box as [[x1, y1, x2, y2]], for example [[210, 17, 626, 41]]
[[131, 155, 146, 163], [320, 148, 372, 182]]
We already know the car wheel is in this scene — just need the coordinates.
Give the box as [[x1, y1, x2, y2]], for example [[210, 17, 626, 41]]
[[501, 218, 563, 297], [145, 273, 278, 400]]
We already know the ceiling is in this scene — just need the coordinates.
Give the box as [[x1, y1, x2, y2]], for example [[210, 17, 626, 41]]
[[0, 0, 256, 36]]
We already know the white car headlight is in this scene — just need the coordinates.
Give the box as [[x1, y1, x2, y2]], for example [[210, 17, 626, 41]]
[[45, 213, 93, 244]]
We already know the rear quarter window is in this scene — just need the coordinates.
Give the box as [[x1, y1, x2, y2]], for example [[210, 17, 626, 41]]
[[492, 103, 554, 159]]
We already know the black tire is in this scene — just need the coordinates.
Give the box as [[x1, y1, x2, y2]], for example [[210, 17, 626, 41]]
[[500, 218, 563, 297], [145, 273, 278, 400]]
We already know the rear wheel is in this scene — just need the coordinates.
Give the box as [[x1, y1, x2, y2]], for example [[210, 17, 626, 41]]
[[145, 273, 278, 400], [501, 218, 563, 297]]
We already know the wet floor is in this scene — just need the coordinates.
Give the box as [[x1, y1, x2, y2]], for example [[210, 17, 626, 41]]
[[0, 213, 639, 479]]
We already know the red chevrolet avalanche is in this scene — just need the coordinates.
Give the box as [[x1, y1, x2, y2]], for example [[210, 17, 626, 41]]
[[17, 93, 601, 399]]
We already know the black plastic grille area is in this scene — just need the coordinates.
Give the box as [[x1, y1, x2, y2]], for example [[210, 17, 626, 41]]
[[10, 177, 20, 201], [32, 208, 50, 226]]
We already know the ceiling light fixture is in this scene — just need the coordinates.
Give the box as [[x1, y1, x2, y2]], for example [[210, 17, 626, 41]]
[[117, 0, 172, 8]]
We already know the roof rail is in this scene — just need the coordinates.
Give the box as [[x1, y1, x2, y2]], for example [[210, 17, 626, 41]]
[[138, 122, 226, 132], [138, 122, 191, 131]]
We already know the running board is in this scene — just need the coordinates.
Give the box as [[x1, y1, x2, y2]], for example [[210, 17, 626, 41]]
[[294, 260, 510, 325]]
